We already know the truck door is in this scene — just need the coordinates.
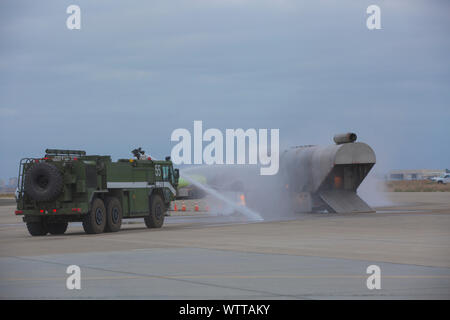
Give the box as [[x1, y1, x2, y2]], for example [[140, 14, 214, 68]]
[[162, 166, 169, 182], [162, 165, 173, 201], [169, 166, 176, 185]]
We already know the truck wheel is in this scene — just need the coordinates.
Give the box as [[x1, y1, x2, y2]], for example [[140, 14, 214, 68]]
[[144, 195, 165, 228], [47, 222, 68, 235], [26, 220, 48, 236], [24, 162, 63, 202], [82, 198, 106, 234], [105, 197, 122, 232]]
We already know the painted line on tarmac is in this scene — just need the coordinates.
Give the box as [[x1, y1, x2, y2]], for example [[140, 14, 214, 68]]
[[4, 255, 310, 299], [2, 274, 450, 282], [0, 223, 23, 227]]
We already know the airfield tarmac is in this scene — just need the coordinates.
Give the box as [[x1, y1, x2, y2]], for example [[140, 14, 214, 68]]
[[0, 192, 449, 299]]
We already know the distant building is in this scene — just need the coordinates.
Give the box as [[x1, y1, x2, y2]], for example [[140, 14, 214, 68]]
[[8, 177, 18, 188], [387, 169, 444, 181], [0, 177, 18, 193]]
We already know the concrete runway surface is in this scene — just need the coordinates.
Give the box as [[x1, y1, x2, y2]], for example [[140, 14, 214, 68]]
[[0, 192, 449, 299]]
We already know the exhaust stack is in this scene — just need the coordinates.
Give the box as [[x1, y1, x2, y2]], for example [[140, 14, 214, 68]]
[[333, 132, 357, 144]]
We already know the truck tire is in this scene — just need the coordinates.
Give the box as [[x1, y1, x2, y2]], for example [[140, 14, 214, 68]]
[[24, 162, 63, 202], [82, 198, 106, 234], [47, 222, 68, 235], [144, 194, 165, 228], [26, 220, 48, 236], [105, 197, 122, 232]]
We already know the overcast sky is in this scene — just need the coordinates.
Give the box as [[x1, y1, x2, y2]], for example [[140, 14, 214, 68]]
[[1, 0, 449, 180]]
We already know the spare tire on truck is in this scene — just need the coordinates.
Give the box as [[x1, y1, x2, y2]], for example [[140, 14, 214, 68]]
[[24, 162, 63, 202]]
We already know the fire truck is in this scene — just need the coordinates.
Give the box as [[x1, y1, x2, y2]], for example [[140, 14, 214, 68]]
[[15, 148, 179, 236]]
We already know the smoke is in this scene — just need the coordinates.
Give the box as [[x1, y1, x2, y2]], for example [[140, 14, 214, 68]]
[[180, 164, 297, 221], [179, 138, 385, 218], [357, 171, 393, 208], [180, 169, 264, 221]]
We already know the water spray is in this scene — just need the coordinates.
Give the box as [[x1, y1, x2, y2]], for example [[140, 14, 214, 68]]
[[180, 171, 264, 222]]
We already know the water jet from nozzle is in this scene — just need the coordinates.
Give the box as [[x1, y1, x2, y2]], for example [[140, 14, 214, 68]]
[[180, 171, 264, 221]]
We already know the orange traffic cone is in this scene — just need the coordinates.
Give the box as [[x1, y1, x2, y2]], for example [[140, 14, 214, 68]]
[[194, 202, 199, 212], [173, 203, 178, 211], [240, 194, 246, 206], [181, 201, 186, 212]]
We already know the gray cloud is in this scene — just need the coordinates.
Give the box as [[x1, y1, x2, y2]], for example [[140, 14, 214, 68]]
[[1, 0, 449, 179]]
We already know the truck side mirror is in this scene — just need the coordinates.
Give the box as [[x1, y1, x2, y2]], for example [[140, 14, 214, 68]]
[[174, 169, 179, 179]]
